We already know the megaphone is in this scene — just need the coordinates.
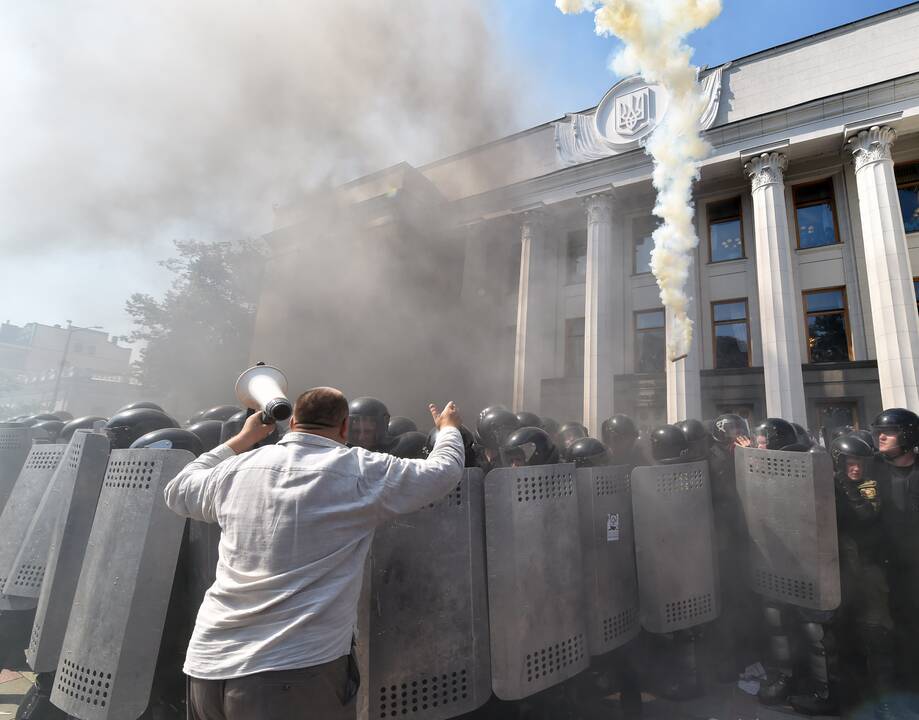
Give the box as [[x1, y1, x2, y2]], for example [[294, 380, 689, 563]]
[[235, 363, 293, 423]]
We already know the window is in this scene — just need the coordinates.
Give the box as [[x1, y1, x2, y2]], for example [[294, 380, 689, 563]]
[[633, 216, 659, 275], [895, 162, 919, 234], [566, 230, 588, 284], [712, 299, 750, 368], [793, 178, 839, 249], [816, 402, 858, 432], [708, 197, 744, 262], [565, 318, 584, 377], [803, 287, 851, 363], [635, 309, 665, 373]]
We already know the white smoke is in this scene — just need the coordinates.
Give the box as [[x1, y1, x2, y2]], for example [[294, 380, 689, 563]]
[[556, 0, 721, 360]]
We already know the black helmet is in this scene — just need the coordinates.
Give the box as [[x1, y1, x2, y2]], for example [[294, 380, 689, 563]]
[[500, 427, 559, 468], [477, 409, 521, 452], [790, 422, 813, 448], [478, 404, 508, 427], [59, 415, 107, 442], [515, 411, 542, 429], [831, 434, 874, 469], [871, 408, 919, 459], [851, 429, 874, 447], [391, 431, 428, 459], [117, 401, 165, 414], [601, 414, 639, 447], [130, 428, 204, 456], [186, 409, 207, 425], [220, 410, 247, 443], [540, 417, 560, 440], [31, 419, 65, 442], [676, 419, 710, 460], [712, 414, 750, 445], [388, 416, 418, 437], [558, 422, 588, 449], [186, 420, 225, 453], [54, 411, 74, 422], [426, 425, 479, 468], [651, 425, 691, 464], [200, 405, 242, 422], [105, 408, 179, 449], [568, 437, 612, 468], [821, 424, 854, 449], [753, 418, 798, 451], [348, 397, 390, 450]]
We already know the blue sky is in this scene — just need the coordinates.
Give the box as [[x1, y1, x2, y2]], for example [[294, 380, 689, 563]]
[[495, 0, 913, 129]]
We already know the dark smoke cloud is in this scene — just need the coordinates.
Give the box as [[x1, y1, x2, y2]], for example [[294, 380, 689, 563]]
[[1, 1, 527, 254]]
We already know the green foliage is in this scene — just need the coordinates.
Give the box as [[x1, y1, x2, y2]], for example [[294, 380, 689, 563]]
[[126, 239, 265, 418]]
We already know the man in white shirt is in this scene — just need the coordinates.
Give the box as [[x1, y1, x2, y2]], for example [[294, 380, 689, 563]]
[[163, 386, 465, 720]]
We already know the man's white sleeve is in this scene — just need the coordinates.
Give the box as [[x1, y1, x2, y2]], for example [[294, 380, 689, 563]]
[[163, 444, 236, 523]]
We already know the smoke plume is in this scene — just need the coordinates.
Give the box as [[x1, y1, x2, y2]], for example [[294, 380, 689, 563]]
[[556, 0, 721, 360]]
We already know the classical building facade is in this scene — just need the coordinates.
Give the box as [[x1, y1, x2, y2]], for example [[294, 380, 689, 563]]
[[258, 5, 919, 434]]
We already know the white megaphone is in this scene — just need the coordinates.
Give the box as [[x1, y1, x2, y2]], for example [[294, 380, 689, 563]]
[[235, 363, 293, 423]]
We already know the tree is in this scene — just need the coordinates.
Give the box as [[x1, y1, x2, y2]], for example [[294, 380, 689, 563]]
[[126, 239, 265, 420]]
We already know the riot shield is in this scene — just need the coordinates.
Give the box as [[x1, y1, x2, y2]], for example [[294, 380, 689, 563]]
[[575, 465, 640, 656], [25, 431, 110, 672], [50, 448, 193, 720], [734, 447, 839, 611], [484, 463, 588, 701], [363, 468, 490, 720], [0, 443, 67, 611], [0, 424, 32, 515], [187, 520, 221, 616], [631, 462, 720, 634]]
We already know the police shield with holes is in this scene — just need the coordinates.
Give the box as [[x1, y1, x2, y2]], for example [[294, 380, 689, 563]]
[[0, 423, 35, 515], [484, 462, 588, 700], [575, 464, 639, 656], [49, 448, 193, 720], [362, 469, 490, 720]]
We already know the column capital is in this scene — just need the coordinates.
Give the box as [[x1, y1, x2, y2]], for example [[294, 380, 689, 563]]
[[744, 152, 788, 192], [583, 193, 614, 225], [847, 125, 897, 173], [519, 209, 545, 242]]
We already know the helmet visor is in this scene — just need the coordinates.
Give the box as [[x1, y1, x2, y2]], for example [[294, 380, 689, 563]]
[[500, 441, 538, 467], [348, 415, 379, 448]]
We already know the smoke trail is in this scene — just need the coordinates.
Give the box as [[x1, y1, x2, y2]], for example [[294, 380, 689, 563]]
[[556, 0, 721, 360]]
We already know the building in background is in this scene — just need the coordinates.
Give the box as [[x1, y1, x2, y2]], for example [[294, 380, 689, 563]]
[[0, 321, 138, 417], [256, 5, 919, 434]]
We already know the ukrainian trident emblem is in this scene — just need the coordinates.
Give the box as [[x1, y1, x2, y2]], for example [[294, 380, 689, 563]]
[[615, 87, 652, 136]]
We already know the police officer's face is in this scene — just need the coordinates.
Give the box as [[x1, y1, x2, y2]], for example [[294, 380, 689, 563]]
[[846, 458, 864, 481], [350, 416, 378, 449], [876, 429, 900, 453], [755, 434, 768, 450]]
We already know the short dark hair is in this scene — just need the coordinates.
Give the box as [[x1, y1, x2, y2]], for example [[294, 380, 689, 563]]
[[293, 387, 349, 429]]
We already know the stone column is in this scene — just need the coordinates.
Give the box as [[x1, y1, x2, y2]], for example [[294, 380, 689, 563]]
[[582, 194, 620, 435], [512, 211, 553, 413], [848, 126, 919, 410], [666, 283, 702, 422], [744, 152, 808, 425]]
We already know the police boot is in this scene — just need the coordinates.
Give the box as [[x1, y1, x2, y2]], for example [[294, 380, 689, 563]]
[[757, 604, 794, 706], [15, 673, 67, 720], [789, 622, 839, 716]]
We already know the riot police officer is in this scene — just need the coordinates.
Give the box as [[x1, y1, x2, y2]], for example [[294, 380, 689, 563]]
[[476, 408, 521, 472], [388, 416, 418, 437], [600, 414, 643, 466], [567, 437, 612, 468], [498, 427, 558, 468], [347, 397, 393, 452], [557, 422, 588, 461], [871, 408, 919, 704], [58, 415, 107, 443], [830, 433, 894, 717], [390, 430, 428, 459]]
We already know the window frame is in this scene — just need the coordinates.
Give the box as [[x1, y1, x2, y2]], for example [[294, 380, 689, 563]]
[[710, 298, 751, 369], [814, 400, 860, 431], [895, 160, 919, 235], [632, 216, 658, 276], [707, 197, 745, 264], [792, 177, 841, 250], [802, 286, 853, 364], [634, 308, 666, 374], [914, 276, 919, 315], [565, 229, 588, 286]]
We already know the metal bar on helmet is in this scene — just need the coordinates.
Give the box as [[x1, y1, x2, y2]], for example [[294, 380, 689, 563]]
[[631, 461, 721, 633], [26, 431, 110, 672], [0, 443, 68, 611], [484, 463, 588, 700], [50, 448, 193, 720], [575, 465, 640, 656], [734, 447, 840, 611]]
